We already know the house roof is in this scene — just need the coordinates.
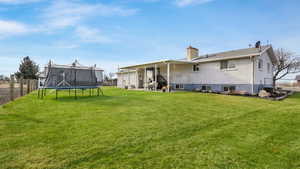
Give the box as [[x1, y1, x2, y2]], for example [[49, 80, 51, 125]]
[[193, 45, 269, 61], [120, 59, 194, 69], [120, 45, 278, 70], [193, 45, 278, 64]]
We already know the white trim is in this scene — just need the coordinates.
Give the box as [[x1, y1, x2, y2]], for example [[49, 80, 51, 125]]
[[120, 59, 194, 69]]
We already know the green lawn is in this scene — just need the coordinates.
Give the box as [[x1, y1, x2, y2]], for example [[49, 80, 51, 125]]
[[0, 87, 300, 169]]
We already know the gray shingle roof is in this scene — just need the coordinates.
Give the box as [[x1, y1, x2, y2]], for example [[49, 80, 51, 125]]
[[120, 45, 277, 69], [193, 45, 270, 61]]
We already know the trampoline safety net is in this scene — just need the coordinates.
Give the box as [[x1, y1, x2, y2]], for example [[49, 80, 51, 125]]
[[43, 61, 103, 89]]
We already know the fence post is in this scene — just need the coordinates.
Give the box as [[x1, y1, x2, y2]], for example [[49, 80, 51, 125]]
[[20, 77, 24, 96], [27, 79, 30, 94], [30, 80, 32, 92], [35, 80, 38, 90], [10, 75, 15, 101]]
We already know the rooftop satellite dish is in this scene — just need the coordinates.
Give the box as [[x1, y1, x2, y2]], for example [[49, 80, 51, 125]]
[[255, 41, 261, 48]]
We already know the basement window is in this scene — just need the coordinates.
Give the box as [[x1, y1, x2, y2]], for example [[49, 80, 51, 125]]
[[224, 86, 236, 92], [175, 84, 184, 89], [201, 85, 212, 91]]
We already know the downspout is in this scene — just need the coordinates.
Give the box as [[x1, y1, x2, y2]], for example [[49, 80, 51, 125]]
[[251, 56, 255, 95]]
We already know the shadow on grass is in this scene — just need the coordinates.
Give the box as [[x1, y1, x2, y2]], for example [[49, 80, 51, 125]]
[[49, 95, 114, 102]]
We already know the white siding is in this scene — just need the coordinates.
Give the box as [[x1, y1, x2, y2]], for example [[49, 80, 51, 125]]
[[254, 51, 273, 85], [117, 72, 138, 88], [171, 58, 252, 84]]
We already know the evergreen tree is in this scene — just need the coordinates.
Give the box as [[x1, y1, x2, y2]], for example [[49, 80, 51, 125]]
[[15, 56, 39, 79]]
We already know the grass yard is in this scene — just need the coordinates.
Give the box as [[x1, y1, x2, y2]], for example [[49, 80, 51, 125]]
[[0, 87, 300, 169]]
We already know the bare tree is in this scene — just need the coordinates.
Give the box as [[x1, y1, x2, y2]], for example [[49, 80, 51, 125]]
[[273, 48, 300, 88]]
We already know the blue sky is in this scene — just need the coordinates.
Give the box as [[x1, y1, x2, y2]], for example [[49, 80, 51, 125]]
[[0, 0, 300, 76]]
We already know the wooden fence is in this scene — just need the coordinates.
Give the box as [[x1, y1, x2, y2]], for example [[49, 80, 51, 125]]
[[0, 75, 38, 105]]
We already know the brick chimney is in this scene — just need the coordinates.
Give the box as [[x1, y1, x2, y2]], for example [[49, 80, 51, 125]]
[[187, 46, 199, 61]]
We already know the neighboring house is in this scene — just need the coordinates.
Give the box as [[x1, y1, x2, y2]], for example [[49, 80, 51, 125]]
[[296, 75, 300, 86], [117, 44, 278, 95], [103, 78, 117, 86], [37, 71, 46, 88]]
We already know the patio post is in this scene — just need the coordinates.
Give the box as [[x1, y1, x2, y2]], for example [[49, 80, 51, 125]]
[[127, 69, 130, 89], [136, 69, 138, 89], [144, 67, 147, 90], [167, 63, 170, 92]]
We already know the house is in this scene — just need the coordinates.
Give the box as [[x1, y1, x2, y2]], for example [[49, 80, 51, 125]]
[[117, 44, 278, 95]]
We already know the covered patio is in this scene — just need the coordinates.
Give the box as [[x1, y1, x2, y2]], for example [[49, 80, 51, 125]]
[[117, 60, 193, 92]]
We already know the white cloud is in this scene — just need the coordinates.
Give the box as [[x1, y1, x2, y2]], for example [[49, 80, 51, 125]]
[[43, 0, 138, 29], [175, 0, 214, 7], [75, 26, 113, 44], [52, 41, 80, 49], [0, 0, 42, 4], [0, 20, 30, 38]]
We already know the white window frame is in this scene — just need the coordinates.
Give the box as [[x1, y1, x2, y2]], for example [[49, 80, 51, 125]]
[[220, 60, 237, 71], [175, 84, 184, 89], [202, 85, 212, 91], [224, 86, 236, 92]]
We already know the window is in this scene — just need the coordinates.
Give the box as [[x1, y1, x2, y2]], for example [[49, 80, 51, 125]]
[[229, 86, 236, 91], [202, 86, 212, 91], [258, 59, 263, 69], [220, 60, 236, 70], [267, 63, 271, 73], [228, 62, 236, 69], [175, 84, 184, 89], [220, 60, 228, 70], [224, 86, 236, 92], [193, 64, 199, 72], [224, 86, 229, 92]]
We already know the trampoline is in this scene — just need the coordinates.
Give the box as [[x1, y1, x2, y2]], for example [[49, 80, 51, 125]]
[[38, 60, 104, 99]]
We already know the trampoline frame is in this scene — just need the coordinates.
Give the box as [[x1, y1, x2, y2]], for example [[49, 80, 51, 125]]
[[37, 86, 103, 99]]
